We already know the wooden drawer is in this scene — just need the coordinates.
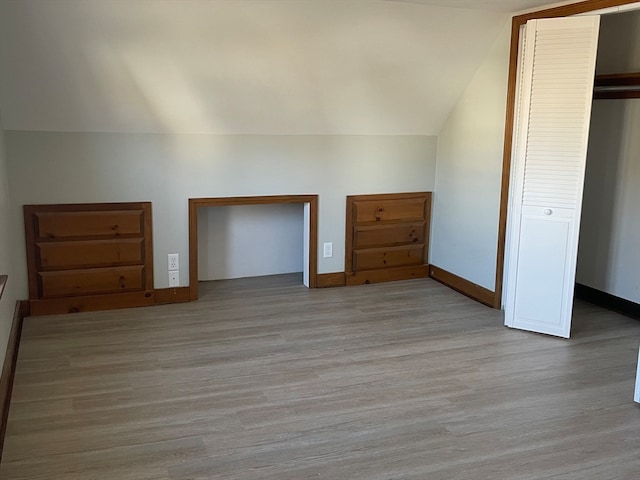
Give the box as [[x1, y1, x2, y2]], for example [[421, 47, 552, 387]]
[[353, 198, 426, 223], [353, 244, 424, 271], [354, 222, 425, 248], [37, 239, 144, 270], [35, 210, 144, 239], [38, 266, 145, 298]]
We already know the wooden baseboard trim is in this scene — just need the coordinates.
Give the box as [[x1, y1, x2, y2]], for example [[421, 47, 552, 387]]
[[575, 283, 640, 319], [346, 265, 429, 286], [316, 273, 346, 288], [154, 287, 191, 304], [0, 300, 28, 461], [429, 265, 495, 308], [29, 291, 156, 316]]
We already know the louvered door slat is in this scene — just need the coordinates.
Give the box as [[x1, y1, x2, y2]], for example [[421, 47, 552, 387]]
[[522, 21, 597, 209], [505, 16, 600, 338]]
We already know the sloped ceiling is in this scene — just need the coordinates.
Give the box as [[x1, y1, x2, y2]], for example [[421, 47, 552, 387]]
[[0, 0, 539, 135], [383, 0, 560, 11]]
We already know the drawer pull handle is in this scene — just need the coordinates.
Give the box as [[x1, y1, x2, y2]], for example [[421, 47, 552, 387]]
[[544, 209, 553, 216]]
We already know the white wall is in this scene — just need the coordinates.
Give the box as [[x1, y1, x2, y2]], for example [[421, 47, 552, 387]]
[[5, 132, 438, 296], [576, 11, 640, 303], [0, 0, 511, 298], [0, 114, 16, 363], [198, 204, 304, 281], [430, 22, 511, 291]]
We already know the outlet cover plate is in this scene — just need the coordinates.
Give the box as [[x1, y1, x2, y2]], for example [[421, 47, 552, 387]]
[[169, 271, 179, 287], [168, 254, 179, 271], [323, 242, 333, 258]]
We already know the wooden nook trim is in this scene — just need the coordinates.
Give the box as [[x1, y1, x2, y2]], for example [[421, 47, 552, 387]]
[[0, 300, 28, 462], [188, 195, 319, 301], [430, 265, 495, 308], [494, 0, 640, 309]]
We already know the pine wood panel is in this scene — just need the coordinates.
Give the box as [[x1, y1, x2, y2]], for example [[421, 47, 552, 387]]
[[353, 197, 426, 223], [353, 244, 424, 271], [5, 274, 639, 479], [346, 265, 430, 286], [346, 192, 431, 285], [35, 211, 143, 238], [38, 266, 145, 298], [24, 203, 154, 315], [354, 222, 425, 249], [28, 291, 155, 316], [37, 239, 144, 270]]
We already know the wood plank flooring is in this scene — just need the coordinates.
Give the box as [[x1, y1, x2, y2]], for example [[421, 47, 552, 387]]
[[1, 274, 639, 479]]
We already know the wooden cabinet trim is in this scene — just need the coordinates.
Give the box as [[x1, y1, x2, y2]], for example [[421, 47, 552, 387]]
[[29, 291, 155, 316], [345, 192, 432, 286], [316, 272, 347, 288], [38, 266, 145, 298], [353, 244, 425, 271], [24, 202, 154, 315], [354, 222, 426, 249], [34, 210, 144, 239], [37, 238, 145, 271], [353, 198, 426, 223], [346, 265, 429, 286]]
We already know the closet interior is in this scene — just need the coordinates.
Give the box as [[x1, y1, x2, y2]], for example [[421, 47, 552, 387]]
[[575, 9, 640, 317]]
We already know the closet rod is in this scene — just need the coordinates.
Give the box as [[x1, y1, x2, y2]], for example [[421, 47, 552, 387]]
[[594, 72, 640, 100]]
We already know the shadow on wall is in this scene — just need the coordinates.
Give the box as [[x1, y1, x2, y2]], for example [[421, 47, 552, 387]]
[[578, 101, 626, 285]]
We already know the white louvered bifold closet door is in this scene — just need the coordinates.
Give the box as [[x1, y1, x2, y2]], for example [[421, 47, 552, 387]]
[[505, 16, 600, 338]]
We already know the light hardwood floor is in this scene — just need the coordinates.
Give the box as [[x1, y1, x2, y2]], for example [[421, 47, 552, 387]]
[[2, 275, 639, 479]]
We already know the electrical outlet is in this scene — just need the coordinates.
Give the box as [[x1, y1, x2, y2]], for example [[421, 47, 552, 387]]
[[168, 253, 179, 271], [168, 271, 179, 287], [323, 242, 333, 258]]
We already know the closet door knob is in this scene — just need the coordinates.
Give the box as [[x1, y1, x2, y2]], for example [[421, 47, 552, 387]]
[[544, 209, 553, 216]]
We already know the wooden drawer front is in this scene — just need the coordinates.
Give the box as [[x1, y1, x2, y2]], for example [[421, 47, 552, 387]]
[[354, 198, 425, 223], [39, 266, 145, 298], [35, 210, 144, 239], [354, 222, 425, 249], [37, 239, 144, 270], [353, 245, 424, 271]]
